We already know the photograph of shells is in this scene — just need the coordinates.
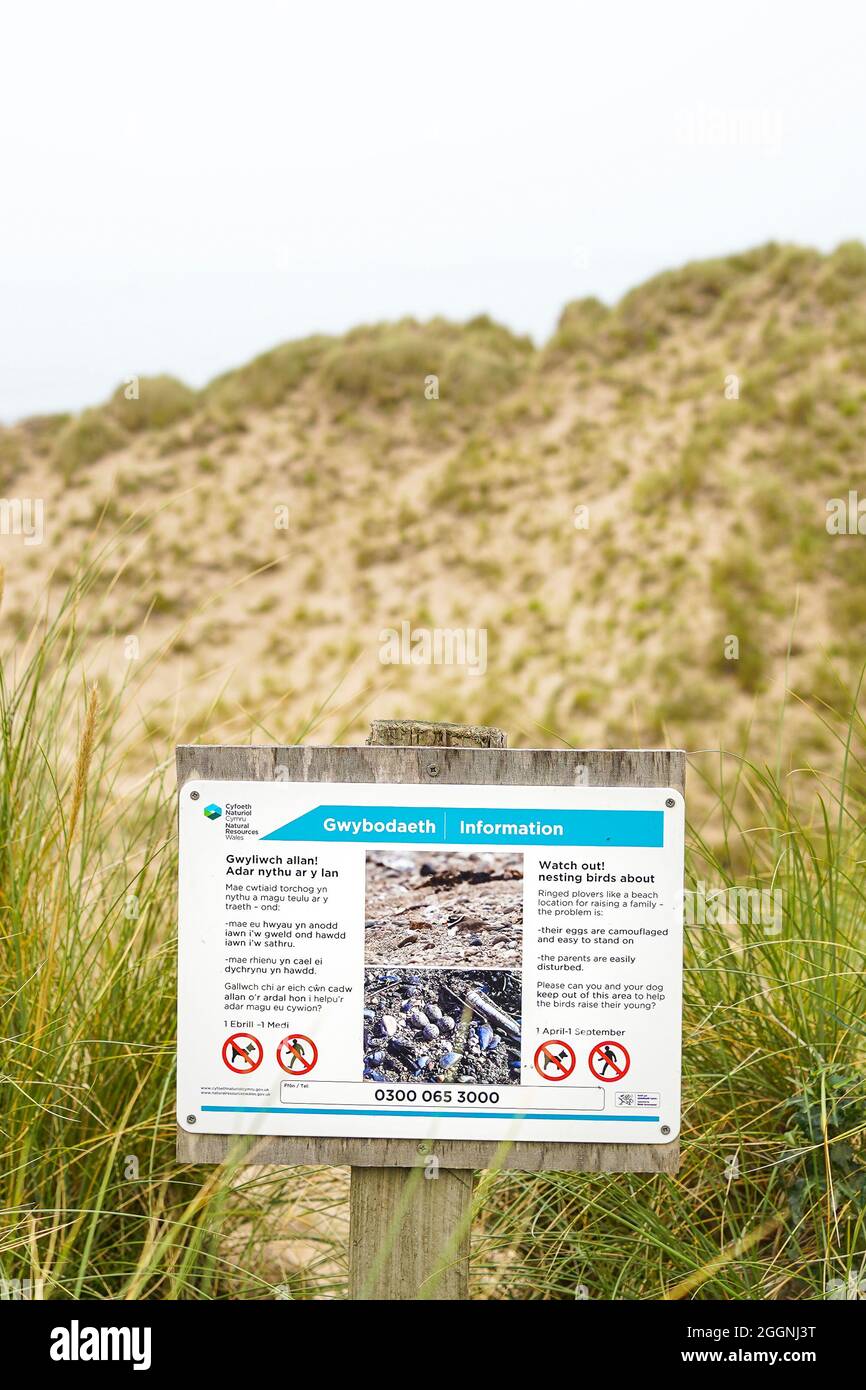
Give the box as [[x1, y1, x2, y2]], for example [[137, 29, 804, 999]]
[[363, 967, 522, 1085], [364, 850, 523, 967]]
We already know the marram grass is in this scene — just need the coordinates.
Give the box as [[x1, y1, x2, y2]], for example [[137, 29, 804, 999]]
[[1, 570, 864, 1299], [0, 571, 343, 1299], [473, 700, 866, 1299]]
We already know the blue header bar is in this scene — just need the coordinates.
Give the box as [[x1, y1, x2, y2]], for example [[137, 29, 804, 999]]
[[261, 805, 663, 847]]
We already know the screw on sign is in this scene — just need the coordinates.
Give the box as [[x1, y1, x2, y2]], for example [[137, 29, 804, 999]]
[[277, 1034, 319, 1075], [588, 1040, 631, 1082], [533, 1039, 577, 1081], [222, 1032, 263, 1074]]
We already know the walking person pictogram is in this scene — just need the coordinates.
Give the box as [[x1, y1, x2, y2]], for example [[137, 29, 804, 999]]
[[280, 1037, 307, 1071], [588, 1040, 631, 1082], [276, 1033, 318, 1075]]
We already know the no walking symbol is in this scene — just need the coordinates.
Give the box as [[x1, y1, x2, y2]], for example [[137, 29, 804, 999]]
[[588, 1041, 630, 1082], [277, 1034, 318, 1075]]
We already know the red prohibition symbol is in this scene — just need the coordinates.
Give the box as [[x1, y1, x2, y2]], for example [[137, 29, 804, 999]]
[[222, 1032, 263, 1074], [277, 1033, 319, 1075], [534, 1039, 577, 1081], [588, 1040, 631, 1082]]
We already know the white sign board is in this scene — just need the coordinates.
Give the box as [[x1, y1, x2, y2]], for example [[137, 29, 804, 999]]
[[177, 781, 684, 1144]]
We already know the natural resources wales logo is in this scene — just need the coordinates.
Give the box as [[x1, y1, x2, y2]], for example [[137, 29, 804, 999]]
[[203, 803, 222, 821]]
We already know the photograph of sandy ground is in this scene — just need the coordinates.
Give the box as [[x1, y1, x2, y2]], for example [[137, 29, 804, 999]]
[[364, 850, 523, 967]]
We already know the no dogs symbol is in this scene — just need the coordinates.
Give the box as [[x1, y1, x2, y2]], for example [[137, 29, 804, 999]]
[[534, 1039, 577, 1081], [588, 1041, 630, 1082], [222, 1032, 263, 1074]]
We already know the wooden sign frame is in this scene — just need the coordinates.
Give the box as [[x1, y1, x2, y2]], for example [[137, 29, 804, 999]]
[[176, 736, 683, 1176]]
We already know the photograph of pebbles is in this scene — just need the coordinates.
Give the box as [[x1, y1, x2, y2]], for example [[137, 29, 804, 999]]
[[363, 967, 522, 1085], [364, 849, 523, 967]]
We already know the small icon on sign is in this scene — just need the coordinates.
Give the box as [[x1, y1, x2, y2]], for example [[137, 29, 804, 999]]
[[616, 1089, 659, 1108], [277, 1034, 319, 1075], [588, 1041, 630, 1082], [533, 1039, 577, 1081], [222, 1032, 262, 1073], [203, 803, 222, 820]]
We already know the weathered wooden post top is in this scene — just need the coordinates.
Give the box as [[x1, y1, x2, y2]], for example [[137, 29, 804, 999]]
[[176, 720, 685, 1299]]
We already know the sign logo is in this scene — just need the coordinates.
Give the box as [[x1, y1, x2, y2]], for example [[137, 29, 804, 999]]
[[222, 1032, 262, 1073], [534, 1039, 577, 1081], [616, 1091, 659, 1108], [203, 803, 222, 820], [588, 1041, 630, 1082], [276, 1034, 318, 1075]]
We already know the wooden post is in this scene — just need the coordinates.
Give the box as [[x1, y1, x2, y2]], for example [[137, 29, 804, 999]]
[[176, 733, 684, 1301], [348, 719, 506, 1300]]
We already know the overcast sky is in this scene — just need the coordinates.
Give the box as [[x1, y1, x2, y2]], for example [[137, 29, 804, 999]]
[[1, 1, 864, 421]]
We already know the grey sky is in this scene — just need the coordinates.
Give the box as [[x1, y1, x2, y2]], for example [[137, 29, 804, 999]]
[[1, 0, 864, 421]]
